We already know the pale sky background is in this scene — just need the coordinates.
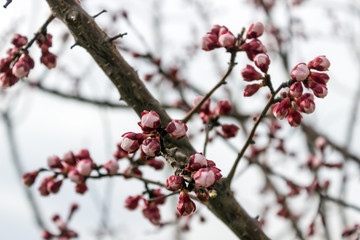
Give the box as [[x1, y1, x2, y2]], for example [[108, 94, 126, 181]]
[[0, 0, 359, 239]]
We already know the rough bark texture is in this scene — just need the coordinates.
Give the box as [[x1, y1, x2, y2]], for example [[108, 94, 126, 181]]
[[44, 0, 270, 239]]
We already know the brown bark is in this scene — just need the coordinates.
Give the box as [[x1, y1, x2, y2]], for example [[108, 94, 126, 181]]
[[44, 0, 270, 239]]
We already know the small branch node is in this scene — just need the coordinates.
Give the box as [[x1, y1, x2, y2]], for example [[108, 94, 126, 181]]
[[109, 33, 127, 42], [92, 9, 107, 18]]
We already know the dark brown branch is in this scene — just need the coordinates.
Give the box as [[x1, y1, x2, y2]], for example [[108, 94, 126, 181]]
[[3, 0, 11, 8], [42, 0, 270, 239]]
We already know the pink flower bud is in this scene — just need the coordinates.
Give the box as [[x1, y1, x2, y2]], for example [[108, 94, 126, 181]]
[[273, 98, 291, 120], [76, 159, 94, 176], [315, 136, 327, 151], [244, 83, 261, 97], [310, 82, 328, 98], [308, 55, 330, 71], [75, 149, 91, 160], [220, 124, 239, 138], [120, 132, 143, 153], [210, 166, 222, 181], [241, 65, 263, 81], [125, 195, 142, 210], [215, 100, 232, 115], [38, 177, 52, 196], [287, 107, 302, 127], [11, 34, 28, 48], [201, 33, 219, 51], [67, 169, 84, 184], [289, 81, 303, 98], [23, 55, 35, 69], [195, 188, 209, 202], [296, 93, 315, 114], [254, 53, 270, 73], [241, 39, 267, 61], [218, 31, 236, 49], [141, 138, 161, 157], [0, 58, 10, 73], [177, 191, 196, 216], [193, 167, 216, 187], [123, 166, 143, 178], [12, 58, 31, 78], [47, 179, 63, 194], [36, 34, 53, 50], [40, 50, 57, 69], [47, 155, 63, 169], [246, 22, 265, 39], [209, 25, 222, 35], [166, 175, 183, 191], [62, 151, 76, 165], [139, 110, 161, 132], [142, 201, 161, 225], [187, 152, 207, 171], [22, 170, 39, 186], [166, 120, 188, 139], [291, 63, 310, 81], [113, 145, 128, 159], [41, 230, 55, 239], [152, 189, 166, 205], [192, 95, 211, 114], [0, 71, 19, 88], [103, 159, 119, 175], [75, 183, 88, 194], [146, 158, 164, 170], [308, 72, 329, 85]]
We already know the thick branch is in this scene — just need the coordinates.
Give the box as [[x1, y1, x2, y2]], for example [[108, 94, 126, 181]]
[[43, 0, 270, 239]]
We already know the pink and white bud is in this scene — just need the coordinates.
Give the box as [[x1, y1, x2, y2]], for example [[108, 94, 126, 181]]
[[67, 169, 84, 184], [75, 183, 88, 194], [291, 63, 310, 81], [62, 151, 76, 165], [287, 107, 302, 127], [193, 167, 216, 188], [36, 34, 53, 50], [11, 34, 28, 48], [187, 152, 207, 171], [23, 55, 35, 69], [220, 124, 239, 138], [166, 120, 188, 139], [246, 22, 265, 39], [47, 155, 63, 169], [141, 138, 161, 157], [254, 53, 271, 73], [146, 158, 164, 170], [75, 149, 91, 160], [47, 179, 63, 194], [38, 177, 52, 196], [241, 39, 267, 60], [201, 33, 219, 51], [40, 50, 57, 69], [308, 72, 329, 85], [296, 93, 315, 114], [308, 55, 330, 71], [241, 65, 263, 81], [273, 98, 291, 120], [120, 132, 143, 153], [12, 58, 31, 78], [209, 166, 222, 181], [0, 58, 10, 73], [76, 159, 94, 176], [177, 191, 196, 216], [103, 159, 119, 175], [142, 202, 161, 225], [214, 100, 232, 115], [315, 136, 327, 152], [289, 81, 303, 98], [125, 195, 142, 210], [22, 170, 39, 186], [244, 83, 261, 97], [0, 71, 19, 88], [139, 110, 161, 132], [218, 31, 236, 49], [310, 82, 328, 98], [41, 230, 55, 239], [166, 175, 183, 191], [192, 95, 211, 114]]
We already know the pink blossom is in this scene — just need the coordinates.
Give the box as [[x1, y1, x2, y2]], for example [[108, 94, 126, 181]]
[[76, 159, 94, 176], [287, 107, 302, 127], [22, 171, 39, 186], [241, 65, 263, 81], [220, 124, 239, 138], [12, 58, 31, 78], [11, 34, 28, 48], [289, 81, 303, 98], [296, 93, 315, 114], [201, 33, 219, 51], [244, 83, 261, 97], [193, 167, 216, 187], [166, 120, 188, 139], [47, 179, 63, 194], [40, 50, 57, 69], [308, 55, 330, 71], [0, 71, 19, 88], [246, 22, 265, 39], [310, 82, 328, 98], [214, 100, 232, 115], [141, 138, 161, 157], [103, 159, 119, 175], [177, 191, 196, 216], [308, 72, 329, 85], [166, 175, 183, 191], [291, 63, 310, 81], [146, 158, 164, 170], [218, 30, 236, 49], [47, 155, 63, 169], [273, 98, 291, 120], [75, 183, 88, 194], [254, 53, 271, 73], [67, 169, 84, 184], [120, 132, 143, 153], [192, 95, 211, 114], [240, 39, 267, 60], [139, 110, 161, 132], [142, 202, 161, 225], [125, 195, 142, 210], [187, 152, 207, 171]]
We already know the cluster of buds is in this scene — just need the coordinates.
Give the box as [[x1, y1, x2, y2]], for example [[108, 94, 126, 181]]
[[36, 33, 57, 69], [41, 203, 79, 239], [240, 22, 271, 97], [166, 152, 222, 216], [22, 149, 120, 195], [119, 110, 188, 157], [272, 56, 330, 127], [124, 189, 166, 226], [201, 25, 236, 51], [191, 95, 239, 138], [0, 34, 34, 88]]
